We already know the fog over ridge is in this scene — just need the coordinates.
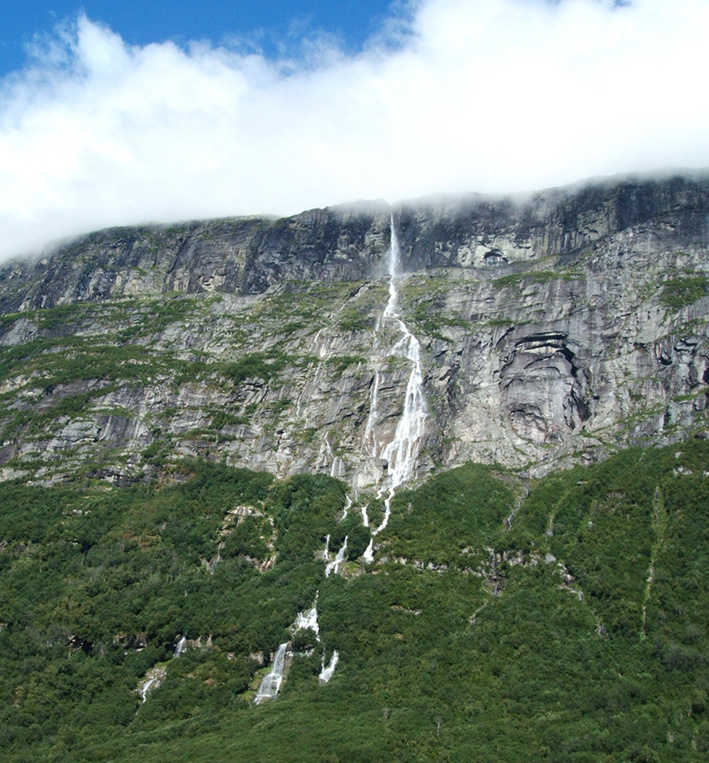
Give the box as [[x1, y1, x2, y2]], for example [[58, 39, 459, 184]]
[[1, 0, 709, 262]]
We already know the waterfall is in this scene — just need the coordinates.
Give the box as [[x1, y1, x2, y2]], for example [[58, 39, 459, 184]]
[[363, 215, 427, 560], [325, 536, 348, 577], [173, 635, 187, 658], [342, 494, 352, 520], [294, 607, 319, 636], [378, 217, 427, 493], [254, 642, 289, 704], [379, 331, 426, 491], [294, 593, 320, 638], [252, 215, 426, 699], [139, 676, 160, 703], [137, 665, 167, 704], [330, 455, 344, 478], [319, 650, 339, 683]]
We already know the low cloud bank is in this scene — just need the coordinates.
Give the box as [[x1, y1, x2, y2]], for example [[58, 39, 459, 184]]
[[1, 0, 709, 261]]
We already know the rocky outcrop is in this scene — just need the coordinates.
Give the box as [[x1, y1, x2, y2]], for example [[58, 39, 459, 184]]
[[0, 203, 392, 312], [397, 174, 709, 271], [0, 173, 707, 484]]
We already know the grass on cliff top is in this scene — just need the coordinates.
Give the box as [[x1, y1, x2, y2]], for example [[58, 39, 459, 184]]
[[0, 441, 707, 762]]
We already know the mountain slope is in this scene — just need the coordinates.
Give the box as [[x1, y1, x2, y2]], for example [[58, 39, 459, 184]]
[[0, 444, 707, 761], [0, 174, 708, 761]]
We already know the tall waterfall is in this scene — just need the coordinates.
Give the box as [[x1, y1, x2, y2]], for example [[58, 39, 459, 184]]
[[254, 642, 289, 704], [255, 215, 426, 698], [364, 216, 427, 561]]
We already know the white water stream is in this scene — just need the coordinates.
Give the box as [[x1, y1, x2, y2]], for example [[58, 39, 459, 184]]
[[254, 642, 289, 704], [254, 215, 426, 700], [363, 216, 427, 561], [342, 495, 352, 520], [139, 674, 162, 703], [294, 593, 320, 638], [137, 636, 186, 705], [137, 665, 167, 704], [319, 650, 339, 683], [173, 635, 187, 658], [325, 536, 348, 577], [294, 608, 320, 636], [254, 598, 323, 705]]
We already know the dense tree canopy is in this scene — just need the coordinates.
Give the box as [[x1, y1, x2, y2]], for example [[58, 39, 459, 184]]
[[0, 443, 707, 760]]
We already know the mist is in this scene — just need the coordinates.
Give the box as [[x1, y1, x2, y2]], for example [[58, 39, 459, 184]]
[[1, 0, 709, 261]]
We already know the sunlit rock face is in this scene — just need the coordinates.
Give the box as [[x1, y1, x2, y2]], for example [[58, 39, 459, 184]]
[[0, 174, 708, 484]]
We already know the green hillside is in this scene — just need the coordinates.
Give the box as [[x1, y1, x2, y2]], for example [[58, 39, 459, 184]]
[[1, 442, 707, 761]]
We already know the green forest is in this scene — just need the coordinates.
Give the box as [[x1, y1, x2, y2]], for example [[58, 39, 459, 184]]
[[1, 442, 707, 761]]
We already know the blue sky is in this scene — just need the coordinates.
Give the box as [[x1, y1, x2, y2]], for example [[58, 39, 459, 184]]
[[1, 0, 709, 261], [0, 1, 393, 76]]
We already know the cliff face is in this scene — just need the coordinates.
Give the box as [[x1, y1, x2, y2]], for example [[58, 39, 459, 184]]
[[4, 175, 709, 309], [0, 203, 391, 311], [0, 174, 708, 485]]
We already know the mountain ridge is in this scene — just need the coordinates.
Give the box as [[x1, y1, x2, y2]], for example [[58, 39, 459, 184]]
[[3, 172, 709, 309]]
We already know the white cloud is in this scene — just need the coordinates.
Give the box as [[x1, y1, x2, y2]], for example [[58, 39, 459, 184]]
[[1, 0, 709, 261]]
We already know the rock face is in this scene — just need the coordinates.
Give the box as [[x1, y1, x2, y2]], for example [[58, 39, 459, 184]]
[[0, 173, 708, 484], [0, 203, 392, 312]]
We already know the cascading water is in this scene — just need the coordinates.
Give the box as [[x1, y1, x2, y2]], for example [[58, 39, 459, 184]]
[[173, 635, 187, 658], [325, 536, 348, 577], [138, 665, 167, 704], [137, 636, 187, 705], [294, 593, 320, 638], [294, 607, 319, 636], [363, 215, 427, 561], [319, 650, 339, 683], [342, 495, 352, 520], [254, 642, 289, 704], [277, 214, 426, 696], [139, 676, 160, 703], [379, 215, 427, 492], [330, 454, 344, 479]]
